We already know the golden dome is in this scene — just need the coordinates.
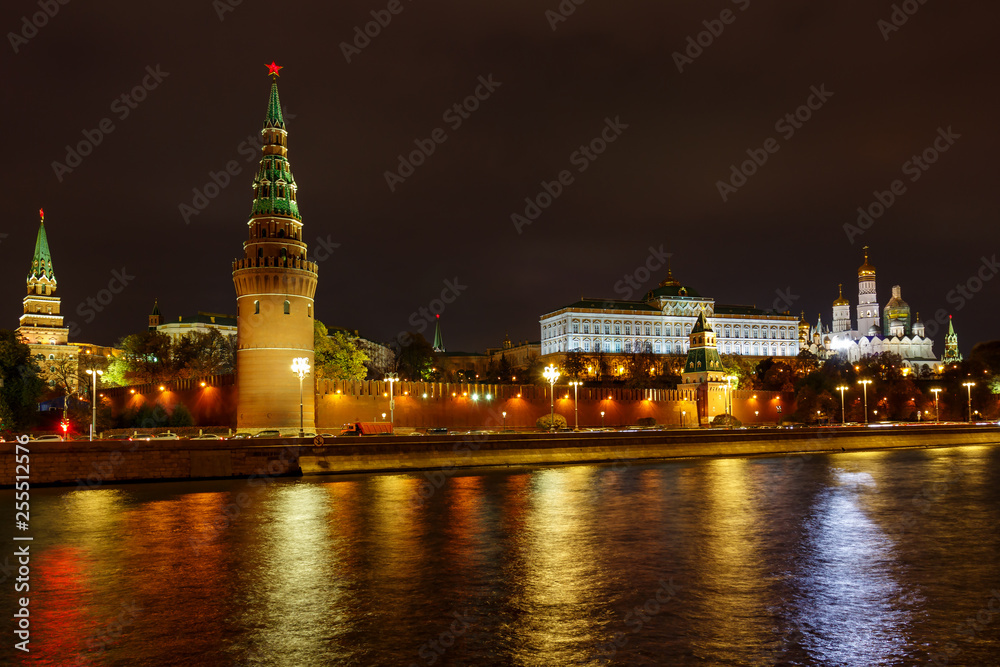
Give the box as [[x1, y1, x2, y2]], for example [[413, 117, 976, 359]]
[[858, 246, 876, 278], [833, 283, 849, 307]]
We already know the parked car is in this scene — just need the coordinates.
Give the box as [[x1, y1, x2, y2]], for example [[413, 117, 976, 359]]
[[425, 427, 449, 435], [130, 434, 153, 441], [107, 434, 132, 441], [31, 434, 63, 442], [189, 434, 223, 440], [229, 433, 253, 439], [251, 430, 281, 439], [151, 432, 180, 440]]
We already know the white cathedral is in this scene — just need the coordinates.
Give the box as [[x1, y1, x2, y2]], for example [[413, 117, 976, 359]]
[[804, 247, 941, 373]]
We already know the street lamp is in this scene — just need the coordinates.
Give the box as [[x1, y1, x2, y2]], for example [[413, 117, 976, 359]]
[[931, 388, 941, 422], [600, 410, 605, 428], [858, 379, 872, 424], [384, 372, 398, 427], [291, 357, 311, 438], [962, 382, 975, 422], [543, 365, 560, 431], [836, 385, 848, 425], [681, 410, 685, 428], [85, 369, 103, 441], [569, 381, 582, 430], [502, 411, 507, 431], [755, 410, 759, 423]]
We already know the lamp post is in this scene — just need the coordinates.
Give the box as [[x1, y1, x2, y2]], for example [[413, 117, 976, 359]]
[[858, 379, 872, 424], [600, 410, 605, 428], [291, 357, 310, 438], [85, 369, 103, 441], [502, 411, 507, 431], [681, 410, 685, 428], [754, 410, 759, 423], [836, 385, 848, 425], [931, 388, 941, 422], [384, 372, 398, 427], [569, 381, 581, 430], [962, 382, 975, 422], [543, 365, 560, 431]]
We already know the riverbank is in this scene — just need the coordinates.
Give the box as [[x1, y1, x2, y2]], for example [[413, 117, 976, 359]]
[[4, 424, 1000, 488]]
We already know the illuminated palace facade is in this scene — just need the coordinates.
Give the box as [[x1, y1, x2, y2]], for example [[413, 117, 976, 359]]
[[804, 248, 940, 372], [539, 269, 801, 363]]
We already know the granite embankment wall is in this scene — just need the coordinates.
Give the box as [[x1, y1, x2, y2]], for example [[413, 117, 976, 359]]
[[101, 377, 788, 430], [4, 426, 998, 487]]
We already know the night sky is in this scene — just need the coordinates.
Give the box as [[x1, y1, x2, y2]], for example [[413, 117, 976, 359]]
[[3, 1, 997, 355]]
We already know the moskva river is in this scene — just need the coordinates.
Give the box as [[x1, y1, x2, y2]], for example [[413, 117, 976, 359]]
[[2, 444, 999, 666]]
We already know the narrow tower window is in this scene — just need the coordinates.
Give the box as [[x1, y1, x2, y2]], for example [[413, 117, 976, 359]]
[[284, 300, 290, 315], [254, 300, 260, 314]]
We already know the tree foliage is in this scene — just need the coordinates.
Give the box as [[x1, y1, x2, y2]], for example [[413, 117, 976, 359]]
[[0, 330, 46, 431], [314, 321, 369, 382]]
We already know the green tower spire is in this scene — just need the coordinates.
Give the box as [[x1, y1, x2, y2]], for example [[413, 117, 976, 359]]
[[264, 80, 285, 130], [250, 73, 301, 221], [28, 209, 55, 284], [941, 314, 963, 364], [432, 315, 445, 352]]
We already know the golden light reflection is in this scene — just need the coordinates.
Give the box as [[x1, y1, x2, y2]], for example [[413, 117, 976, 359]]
[[510, 466, 602, 664]]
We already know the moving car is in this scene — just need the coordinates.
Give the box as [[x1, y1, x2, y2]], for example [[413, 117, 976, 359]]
[[31, 434, 63, 442]]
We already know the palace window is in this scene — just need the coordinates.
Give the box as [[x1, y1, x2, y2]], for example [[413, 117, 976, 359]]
[[654, 324, 661, 336], [665, 341, 672, 353], [624, 340, 632, 353], [645, 324, 651, 336], [583, 322, 590, 334], [614, 341, 622, 353], [573, 322, 579, 334], [614, 323, 621, 335], [654, 342, 661, 353], [604, 322, 611, 335]]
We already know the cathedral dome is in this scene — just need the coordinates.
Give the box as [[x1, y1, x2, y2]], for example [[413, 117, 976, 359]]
[[858, 247, 876, 278], [833, 283, 849, 307], [867, 324, 882, 336]]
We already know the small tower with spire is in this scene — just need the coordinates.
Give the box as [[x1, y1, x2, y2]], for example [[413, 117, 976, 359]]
[[232, 63, 319, 431], [18, 209, 76, 386], [681, 312, 727, 425], [432, 314, 445, 352], [941, 315, 963, 364], [148, 299, 162, 331], [857, 246, 880, 336]]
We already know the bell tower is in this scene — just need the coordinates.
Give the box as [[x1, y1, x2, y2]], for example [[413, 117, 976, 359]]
[[232, 63, 319, 431]]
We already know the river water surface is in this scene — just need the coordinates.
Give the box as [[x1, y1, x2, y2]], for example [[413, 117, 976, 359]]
[[2, 444, 1000, 666]]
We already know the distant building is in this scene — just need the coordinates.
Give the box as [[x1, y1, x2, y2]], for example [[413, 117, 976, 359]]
[[150, 301, 237, 342], [805, 247, 940, 372], [940, 315, 963, 365], [486, 334, 541, 374], [539, 266, 801, 364], [17, 210, 78, 388]]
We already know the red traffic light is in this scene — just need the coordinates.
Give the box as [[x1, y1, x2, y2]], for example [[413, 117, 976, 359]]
[[60, 420, 69, 433]]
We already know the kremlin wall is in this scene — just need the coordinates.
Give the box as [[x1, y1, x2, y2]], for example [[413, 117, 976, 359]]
[[96, 377, 789, 432]]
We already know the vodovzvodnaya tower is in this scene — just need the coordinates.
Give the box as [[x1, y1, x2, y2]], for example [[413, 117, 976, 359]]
[[232, 64, 318, 430]]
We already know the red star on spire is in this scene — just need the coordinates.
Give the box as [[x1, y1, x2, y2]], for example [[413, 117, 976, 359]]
[[39, 207, 44, 221], [266, 61, 283, 77]]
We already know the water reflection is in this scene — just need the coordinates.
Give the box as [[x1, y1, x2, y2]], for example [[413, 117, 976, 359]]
[[793, 467, 913, 665]]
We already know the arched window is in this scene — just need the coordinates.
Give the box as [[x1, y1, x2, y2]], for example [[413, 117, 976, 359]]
[[254, 300, 260, 314], [307, 304, 312, 318], [654, 341, 661, 353], [654, 324, 661, 336], [284, 300, 290, 314], [665, 341, 672, 354], [614, 322, 621, 335], [278, 229, 285, 238]]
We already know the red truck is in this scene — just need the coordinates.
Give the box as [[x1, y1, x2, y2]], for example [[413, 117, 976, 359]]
[[340, 422, 393, 436]]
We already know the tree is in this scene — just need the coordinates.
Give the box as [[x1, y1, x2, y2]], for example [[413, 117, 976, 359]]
[[113, 331, 175, 385], [175, 329, 233, 378], [394, 332, 436, 381], [47, 355, 80, 399], [0, 330, 46, 431], [314, 321, 369, 381], [563, 350, 587, 380]]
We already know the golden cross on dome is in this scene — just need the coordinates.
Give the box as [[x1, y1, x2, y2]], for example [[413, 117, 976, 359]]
[[266, 61, 283, 77]]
